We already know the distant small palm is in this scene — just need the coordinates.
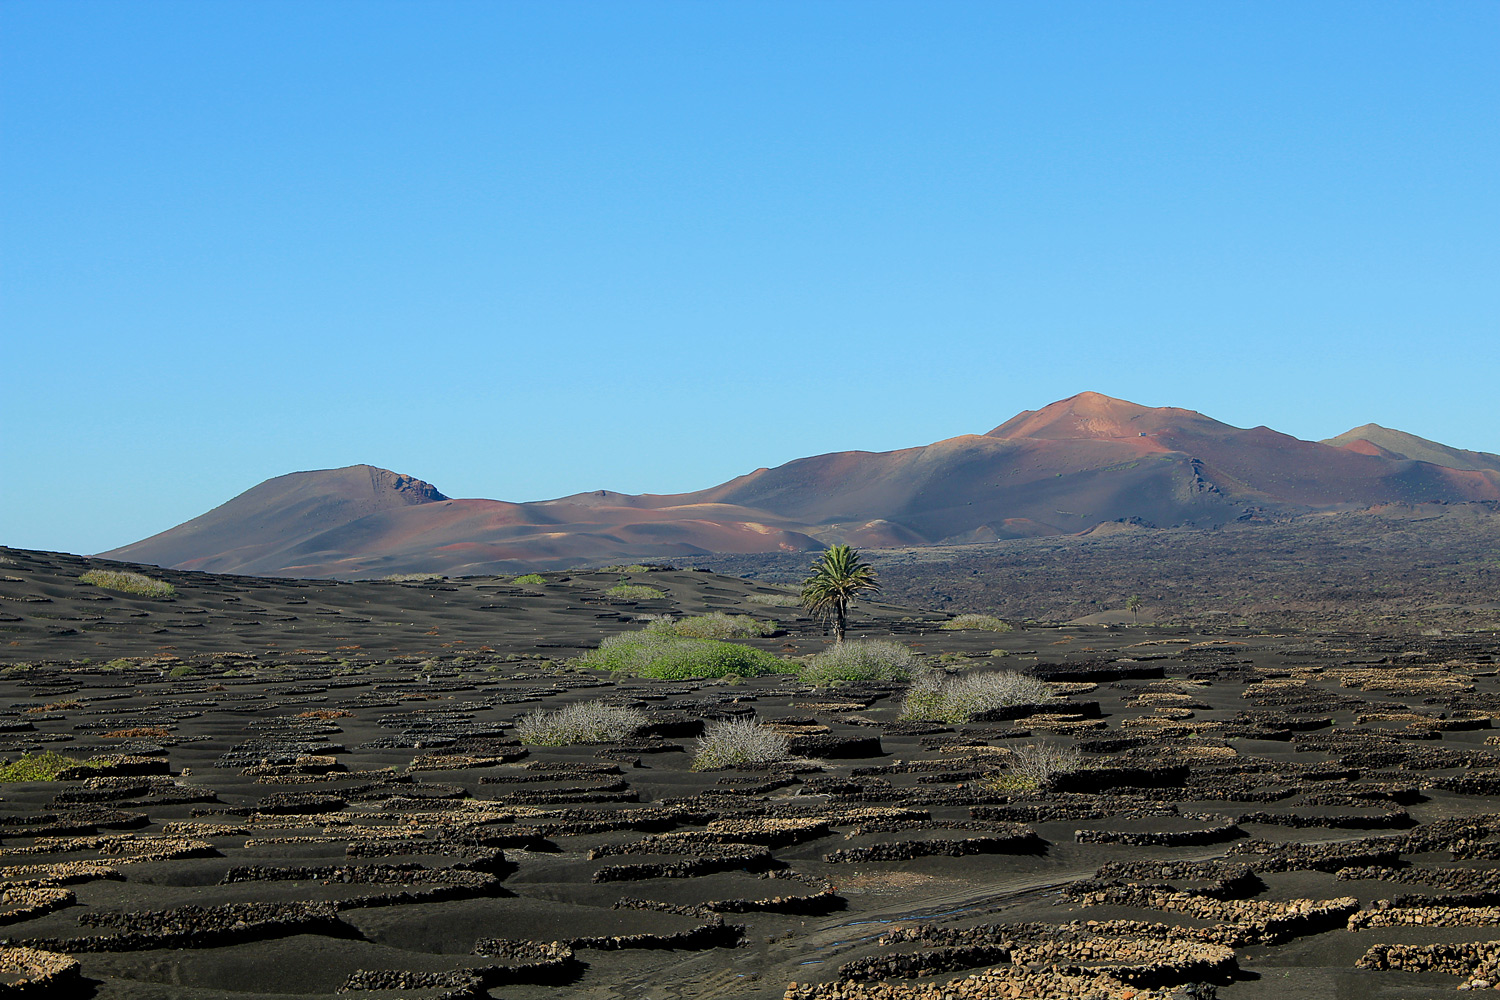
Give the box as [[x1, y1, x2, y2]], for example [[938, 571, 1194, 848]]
[[801, 544, 880, 644]]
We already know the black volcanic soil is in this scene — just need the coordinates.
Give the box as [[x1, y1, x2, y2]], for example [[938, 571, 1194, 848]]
[[686, 501, 1500, 632], [1, 547, 1500, 998]]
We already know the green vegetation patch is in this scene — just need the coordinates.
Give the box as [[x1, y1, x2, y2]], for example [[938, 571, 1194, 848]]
[[940, 613, 1012, 632], [382, 572, 445, 582], [607, 583, 667, 600], [511, 574, 547, 586], [800, 639, 917, 686], [0, 751, 98, 782], [577, 632, 792, 680], [746, 590, 801, 607], [79, 569, 175, 599], [645, 611, 774, 639]]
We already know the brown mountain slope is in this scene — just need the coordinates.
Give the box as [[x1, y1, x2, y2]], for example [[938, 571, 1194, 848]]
[[103, 465, 449, 576], [100, 393, 1500, 578], [1323, 423, 1500, 473]]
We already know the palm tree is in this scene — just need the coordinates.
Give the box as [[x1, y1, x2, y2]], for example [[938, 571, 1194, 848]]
[[801, 544, 880, 644]]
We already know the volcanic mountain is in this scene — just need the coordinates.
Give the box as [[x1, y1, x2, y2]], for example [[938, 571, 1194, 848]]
[[102, 392, 1500, 578]]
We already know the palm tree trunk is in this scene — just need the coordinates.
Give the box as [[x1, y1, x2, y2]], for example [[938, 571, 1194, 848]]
[[834, 601, 846, 644]]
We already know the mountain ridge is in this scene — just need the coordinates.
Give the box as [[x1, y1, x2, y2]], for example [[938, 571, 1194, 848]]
[[100, 393, 1500, 578]]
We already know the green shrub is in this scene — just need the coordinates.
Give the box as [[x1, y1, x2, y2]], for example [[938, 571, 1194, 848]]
[[899, 670, 1053, 723], [79, 569, 175, 599], [516, 700, 649, 745], [692, 718, 791, 771], [746, 591, 801, 607], [940, 613, 1011, 632], [645, 612, 774, 639], [577, 632, 791, 680], [0, 751, 97, 782], [800, 639, 917, 686], [382, 572, 444, 582], [512, 574, 547, 586], [167, 665, 197, 678], [607, 583, 667, 600], [601, 564, 655, 573]]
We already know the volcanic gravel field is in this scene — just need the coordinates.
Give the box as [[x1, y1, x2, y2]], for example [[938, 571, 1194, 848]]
[[2, 547, 1500, 998]]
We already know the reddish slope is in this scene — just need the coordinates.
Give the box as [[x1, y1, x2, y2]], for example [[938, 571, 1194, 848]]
[[101, 394, 1500, 578], [1323, 423, 1500, 474], [102, 465, 448, 576]]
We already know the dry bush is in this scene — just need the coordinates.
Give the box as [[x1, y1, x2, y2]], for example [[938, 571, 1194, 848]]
[[79, 569, 174, 599], [746, 590, 801, 607], [900, 670, 1053, 722], [692, 718, 792, 771], [1005, 742, 1084, 788], [516, 700, 649, 746], [940, 613, 1012, 632]]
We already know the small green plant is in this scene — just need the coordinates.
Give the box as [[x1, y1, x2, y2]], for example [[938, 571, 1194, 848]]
[[166, 665, 197, 678], [79, 569, 175, 599], [899, 670, 1053, 723], [800, 639, 917, 686], [607, 583, 667, 600], [645, 612, 774, 639], [382, 572, 445, 582], [576, 633, 792, 680], [746, 591, 801, 607], [102, 658, 134, 672], [0, 751, 97, 782], [691, 718, 791, 771], [940, 613, 1012, 632], [512, 574, 547, 586], [516, 699, 649, 745]]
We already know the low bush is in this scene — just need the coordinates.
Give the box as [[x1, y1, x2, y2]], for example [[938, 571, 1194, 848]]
[[692, 718, 791, 771], [1003, 742, 1084, 789], [516, 700, 649, 746], [382, 572, 444, 582], [607, 583, 667, 600], [0, 751, 97, 782], [899, 670, 1053, 723], [746, 591, 801, 607], [79, 569, 175, 599], [577, 632, 792, 680], [511, 574, 547, 586], [800, 639, 917, 686], [940, 613, 1011, 632], [645, 612, 775, 639]]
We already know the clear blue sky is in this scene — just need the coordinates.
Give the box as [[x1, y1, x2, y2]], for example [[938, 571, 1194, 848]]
[[3, 1, 1496, 555]]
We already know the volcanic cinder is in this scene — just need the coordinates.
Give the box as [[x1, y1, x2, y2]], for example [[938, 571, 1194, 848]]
[[1, 545, 1500, 999]]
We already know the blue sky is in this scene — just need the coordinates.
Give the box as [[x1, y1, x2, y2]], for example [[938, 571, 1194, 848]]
[[3, 1, 1496, 555]]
